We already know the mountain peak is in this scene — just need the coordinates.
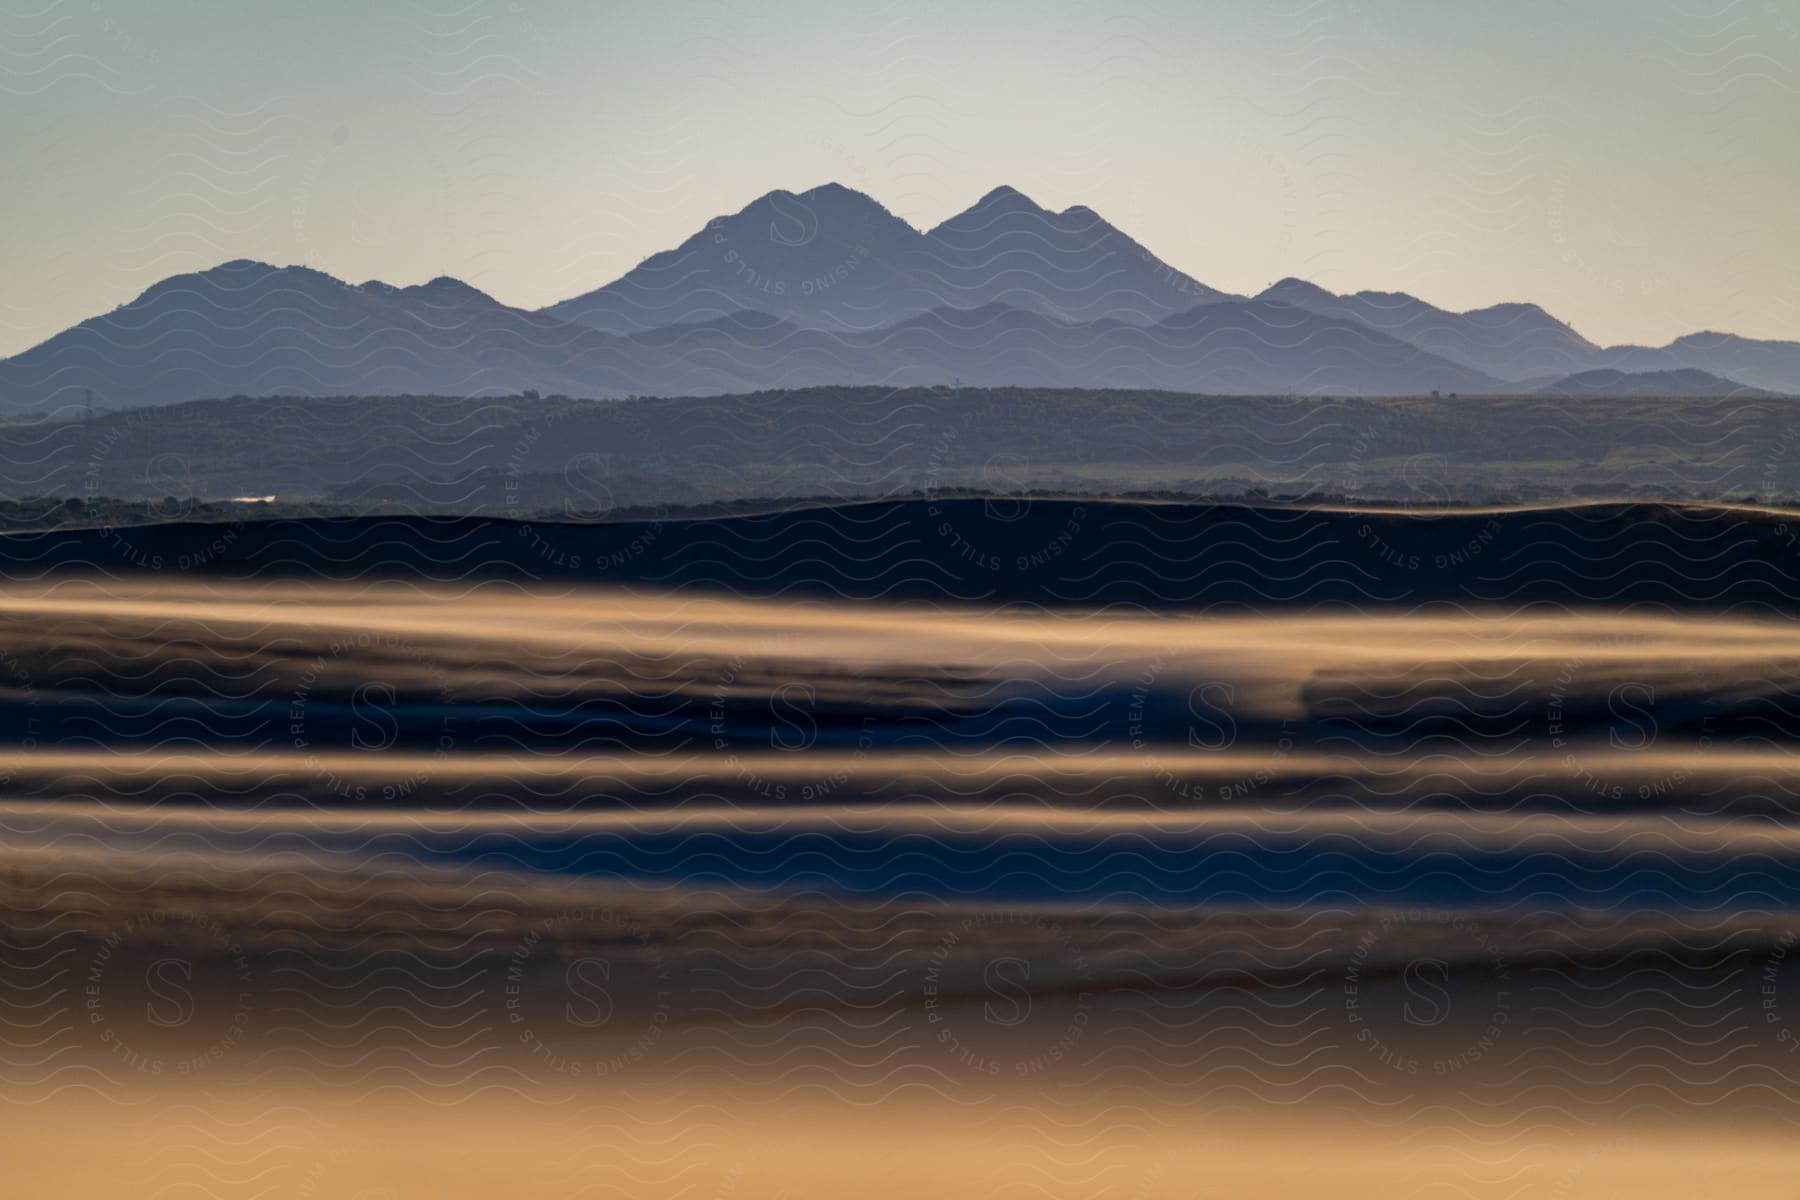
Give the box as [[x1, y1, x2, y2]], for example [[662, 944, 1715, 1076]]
[[1671, 330, 1737, 348], [198, 259, 340, 285], [925, 186, 1057, 233], [713, 181, 922, 247], [399, 276, 500, 307], [741, 181, 904, 219], [1348, 289, 1435, 314], [971, 184, 1065, 220], [129, 259, 342, 309], [1258, 277, 1337, 306], [977, 184, 1037, 207], [173, 260, 326, 288], [541, 181, 1238, 334], [795, 181, 861, 201]]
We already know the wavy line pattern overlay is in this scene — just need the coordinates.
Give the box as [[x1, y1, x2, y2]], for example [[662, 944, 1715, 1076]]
[[4, 491, 1800, 1196], [4, 2, 1800, 1196]]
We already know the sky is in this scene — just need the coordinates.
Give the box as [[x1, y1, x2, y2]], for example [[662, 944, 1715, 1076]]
[[2, 0, 1796, 356]]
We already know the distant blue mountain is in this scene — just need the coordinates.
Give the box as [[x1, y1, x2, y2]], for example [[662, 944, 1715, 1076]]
[[3, 183, 1797, 413], [542, 183, 1236, 335], [1592, 332, 1800, 397], [0, 259, 1493, 412], [0, 260, 677, 410], [1255, 277, 1600, 382], [1536, 367, 1777, 397]]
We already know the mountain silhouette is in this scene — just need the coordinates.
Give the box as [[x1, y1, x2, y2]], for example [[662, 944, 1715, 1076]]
[[1256, 278, 1599, 381], [541, 183, 933, 334], [853, 300, 1496, 393], [4, 183, 1798, 412], [1595, 332, 1800, 396], [0, 268, 1500, 412], [916, 185, 1236, 322], [0, 260, 686, 409], [1536, 367, 1776, 397], [543, 183, 1236, 335]]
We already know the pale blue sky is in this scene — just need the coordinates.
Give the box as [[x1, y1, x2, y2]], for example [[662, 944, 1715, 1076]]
[[2, 0, 1795, 354]]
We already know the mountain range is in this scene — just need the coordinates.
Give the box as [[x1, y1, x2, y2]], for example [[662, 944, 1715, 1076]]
[[542, 183, 1236, 334], [3, 182, 1796, 414]]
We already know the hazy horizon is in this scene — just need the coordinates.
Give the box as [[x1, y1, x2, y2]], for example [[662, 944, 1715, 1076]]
[[3, 0, 1796, 357]]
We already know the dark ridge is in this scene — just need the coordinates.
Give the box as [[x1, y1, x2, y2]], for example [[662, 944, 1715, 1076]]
[[6, 497, 1799, 614], [1537, 367, 1776, 397]]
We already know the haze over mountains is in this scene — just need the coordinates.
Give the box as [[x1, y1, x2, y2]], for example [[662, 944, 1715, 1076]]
[[2, 182, 1796, 415]]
